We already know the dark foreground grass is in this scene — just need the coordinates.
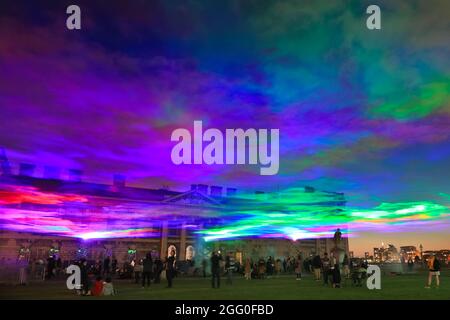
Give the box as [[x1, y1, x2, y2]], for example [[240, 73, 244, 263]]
[[1, 271, 448, 300]]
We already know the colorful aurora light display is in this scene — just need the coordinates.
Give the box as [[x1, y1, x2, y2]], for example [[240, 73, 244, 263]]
[[0, 183, 448, 242], [0, 1, 449, 251], [200, 199, 450, 242]]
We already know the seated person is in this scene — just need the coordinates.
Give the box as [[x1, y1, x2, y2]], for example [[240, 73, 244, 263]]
[[351, 269, 362, 286], [91, 276, 104, 296], [102, 277, 115, 296], [350, 259, 363, 287]]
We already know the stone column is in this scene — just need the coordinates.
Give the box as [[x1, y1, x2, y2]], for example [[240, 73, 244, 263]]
[[160, 221, 168, 259], [325, 238, 330, 254], [179, 224, 187, 260], [5, 238, 18, 260], [196, 223, 205, 261]]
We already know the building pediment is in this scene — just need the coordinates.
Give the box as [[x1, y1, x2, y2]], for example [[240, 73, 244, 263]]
[[162, 190, 221, 206]]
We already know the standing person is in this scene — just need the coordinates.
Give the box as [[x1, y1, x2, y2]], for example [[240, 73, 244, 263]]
[[18, 258, 28, 285], [407, 258, 414, 273], [275, 259, 282, 277], [154, 256, 163, 284], [134, 259, 143, 284], [225, 252, 234, 285], [142, 253, 153, 288], [295, 254, 302, 280], [46, 255, 55, 279], [95, 260, 102, 276], [56, 257, 62, 277], [244, 258, 251, 280], [211, 251, 222, 288], [332, 259, 341, 288], [342, 254, 350, 279], [322, 253, 331, 286], [166, 249, 176, 288], [266, 256, 274, 277], [80, 259, 90, 295], [103, 256, 111, 276], [111, 257, 117, 276], [258, 258, 266, 279], [202, 259, 208, 278], [251, 263, 258, 279], [425, 254, 441, 289], [312, 254, 322, 281]]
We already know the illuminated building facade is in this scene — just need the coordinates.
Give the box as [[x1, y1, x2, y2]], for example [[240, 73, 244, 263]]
[[399, 246, 420, 262], [373, 247, 383, 262], [0, 169, 349, 266], [373, 244, 401, 263]]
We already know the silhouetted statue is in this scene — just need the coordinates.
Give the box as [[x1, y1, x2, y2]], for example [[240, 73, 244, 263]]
[[331, 228, 345, 265], [333, 228, 342, 247]]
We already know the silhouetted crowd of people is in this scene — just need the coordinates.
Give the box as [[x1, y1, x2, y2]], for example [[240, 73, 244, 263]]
[[205, 251, 364, 289], [70, 248, 180, 295], [3, 246, 444, 295]]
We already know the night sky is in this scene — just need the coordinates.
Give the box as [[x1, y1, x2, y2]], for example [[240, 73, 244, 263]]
[[0, 0, 449, 254]]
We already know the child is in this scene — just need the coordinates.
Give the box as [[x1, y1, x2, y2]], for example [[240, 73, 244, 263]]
[[91, 276, 104, 296], [102, 277, 115, 296]]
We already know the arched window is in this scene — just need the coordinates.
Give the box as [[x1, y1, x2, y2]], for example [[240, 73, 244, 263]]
[[168, 245, 177, 258]]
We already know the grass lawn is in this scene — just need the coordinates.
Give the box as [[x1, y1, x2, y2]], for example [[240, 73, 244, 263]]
[[1, 271, 448, 300]]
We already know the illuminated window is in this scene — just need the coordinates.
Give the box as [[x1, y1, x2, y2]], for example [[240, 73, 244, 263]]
[[186, 245, 195, 260], [168, 245, 177, 258]]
